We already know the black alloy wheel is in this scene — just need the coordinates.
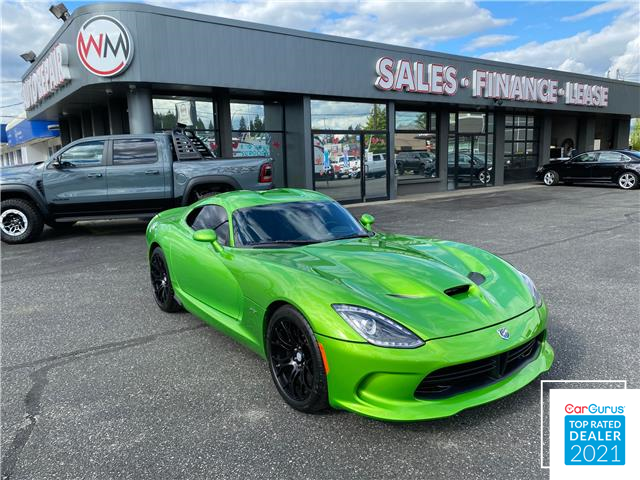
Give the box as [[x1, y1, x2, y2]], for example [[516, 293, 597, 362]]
[[149, 248, 182, 312], [0, 198, 44, 244], [266, 305, 329, 413]]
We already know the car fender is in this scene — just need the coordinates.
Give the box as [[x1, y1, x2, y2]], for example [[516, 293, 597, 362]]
[[0, 184, 50, 217], [179, 175, 242, 206]]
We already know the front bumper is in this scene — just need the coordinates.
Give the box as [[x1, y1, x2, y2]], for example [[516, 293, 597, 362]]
[[317, 306, 553, 421]]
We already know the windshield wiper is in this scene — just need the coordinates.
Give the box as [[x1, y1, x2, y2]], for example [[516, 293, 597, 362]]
[[332, 233, 373, 241]]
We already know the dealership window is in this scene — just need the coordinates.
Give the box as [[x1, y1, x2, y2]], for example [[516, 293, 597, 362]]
[[311, 100, 388, 203], [152, 96, 219, 156], [230, 101, 285, 166], [395, 110, 438, 183], [504, 114, 538, 183], [447, 112, 494, 189]]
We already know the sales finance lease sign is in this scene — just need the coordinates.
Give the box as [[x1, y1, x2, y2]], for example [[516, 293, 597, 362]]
[[374, 57, 609, 107], [22, 44, 71, 111], [77, 15, 133, 77]]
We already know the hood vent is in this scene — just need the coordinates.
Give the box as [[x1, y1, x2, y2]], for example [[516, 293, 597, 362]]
[[467, 272, 486, 286], [444, 284, 471, 297]]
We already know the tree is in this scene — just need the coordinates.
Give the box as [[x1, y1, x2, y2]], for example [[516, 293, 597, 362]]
[[253, 114, 264, 132], [365, 104, 387, 131], [630, 120, 640, 150], [208, 120, 214, 130], [416, 112, 428, 130], [239, 116, 247, 131]]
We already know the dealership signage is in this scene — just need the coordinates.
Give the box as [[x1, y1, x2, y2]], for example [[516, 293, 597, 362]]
[[76, 15, 133, 77], [22, 44, 71, 111], [374, 57, 609, 107]]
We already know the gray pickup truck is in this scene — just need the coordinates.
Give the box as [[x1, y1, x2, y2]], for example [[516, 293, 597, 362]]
[[0, 129, 273, 244]]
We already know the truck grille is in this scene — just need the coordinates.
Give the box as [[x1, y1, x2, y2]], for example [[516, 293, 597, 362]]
[[414, 331, 544, 400]]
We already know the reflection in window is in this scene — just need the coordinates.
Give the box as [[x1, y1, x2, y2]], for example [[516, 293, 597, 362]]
[[59, 141, 104, 167], [113, 139, 157, 166], [230, 101, 284, 163], [153, 96, 219, 156], [311, 100, 386, 131], [395, 110, 438, 183]]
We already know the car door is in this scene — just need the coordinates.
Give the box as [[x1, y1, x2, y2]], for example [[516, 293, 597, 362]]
[[170, 205, 242, 320], [42, 140, 108, 215], [591, 151, 625, 182], [105, 138, 170, 213], [563, 152, 598, 180]]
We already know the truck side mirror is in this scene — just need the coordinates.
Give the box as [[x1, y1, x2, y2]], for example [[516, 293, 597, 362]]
[[192, 229, 224, 253], [360, 213, 375, 232], [51, 157, 62, 169]]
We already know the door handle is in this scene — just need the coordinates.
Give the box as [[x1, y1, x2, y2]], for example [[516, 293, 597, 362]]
[[87, 173, 103, 178], [145, 170, 160, 175]]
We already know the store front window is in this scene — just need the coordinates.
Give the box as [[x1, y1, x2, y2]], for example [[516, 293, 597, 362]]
[[311, 100, 388, 203], [395, 111, 438, 183], [504, 114, 538, 183], [448, 112, 494, 189], [152, 96, 219, 156], [229, 101, 285, 174]]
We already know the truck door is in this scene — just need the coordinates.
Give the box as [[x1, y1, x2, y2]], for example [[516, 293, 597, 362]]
[[105, 138, 170, 213], [42, 140, 108, 215]]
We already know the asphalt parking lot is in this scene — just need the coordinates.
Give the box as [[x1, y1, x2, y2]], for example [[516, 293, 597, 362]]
[[1, 183, 639, 480]]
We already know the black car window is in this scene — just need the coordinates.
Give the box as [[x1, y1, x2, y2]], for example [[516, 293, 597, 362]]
[[112, 139, 158, 166], [597, 152, 624, 163], [57, 141, 105, 168], [187, 205, 230, 246], [572, 153, 598, 163], [233, 201, 368, 248]]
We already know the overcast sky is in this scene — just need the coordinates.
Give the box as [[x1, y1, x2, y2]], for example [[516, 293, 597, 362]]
[[1, 0, 638, 122]]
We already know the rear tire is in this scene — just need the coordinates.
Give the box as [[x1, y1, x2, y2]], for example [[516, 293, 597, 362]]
[[618, 172, 638, 190], [1, 198, 44, 244], [543, 170, 559, 186], [149, 247, 182, 312], [266, 305, 329, 413]]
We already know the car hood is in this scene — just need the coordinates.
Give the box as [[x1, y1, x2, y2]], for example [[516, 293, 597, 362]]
[[250, 234, 535, 340], [0, 163, 42, 183]]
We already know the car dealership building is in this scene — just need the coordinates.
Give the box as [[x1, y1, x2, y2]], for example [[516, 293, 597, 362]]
[[22, 2, 640, 202]]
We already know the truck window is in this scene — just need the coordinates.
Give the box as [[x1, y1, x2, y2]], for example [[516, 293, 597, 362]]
[[58, 141, 105, 168], [113, 139, 158, 166]]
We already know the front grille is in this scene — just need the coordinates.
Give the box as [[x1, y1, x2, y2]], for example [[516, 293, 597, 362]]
[[415, 331, 544, 400]]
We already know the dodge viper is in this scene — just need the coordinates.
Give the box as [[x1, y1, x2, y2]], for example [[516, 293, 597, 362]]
[[146, 188, 554, 421]]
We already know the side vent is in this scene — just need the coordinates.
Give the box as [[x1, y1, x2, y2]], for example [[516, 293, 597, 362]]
[[444, 284, 471, 297], [467, 272, 486, 285]]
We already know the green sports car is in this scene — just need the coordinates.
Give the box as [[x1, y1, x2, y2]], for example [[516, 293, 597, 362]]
[[146, 188, 554, 421]]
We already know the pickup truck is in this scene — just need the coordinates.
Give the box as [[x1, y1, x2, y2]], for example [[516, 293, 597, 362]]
[[0, 128, 273, 244]]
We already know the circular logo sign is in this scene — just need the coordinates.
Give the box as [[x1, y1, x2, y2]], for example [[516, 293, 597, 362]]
[[76, 15, 133, 77]]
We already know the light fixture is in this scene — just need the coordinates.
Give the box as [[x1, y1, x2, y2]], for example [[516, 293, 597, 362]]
[[20, 51, 36, 63], [49, 3, 70, 21]]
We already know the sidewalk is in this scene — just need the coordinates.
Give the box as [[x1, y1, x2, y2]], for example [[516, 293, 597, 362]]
[[347, 182, 544, 208]]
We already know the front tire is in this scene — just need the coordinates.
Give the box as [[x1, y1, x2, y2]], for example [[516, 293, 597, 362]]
[[149, 248, 182, 312], [266, 305, 329, 413], [618, 172, 638, 190], [543, 170, 559, 186], [1, 198, 44, 244]]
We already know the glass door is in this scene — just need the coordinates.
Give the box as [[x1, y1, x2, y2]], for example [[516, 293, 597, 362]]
[[448, 112, 494, 189], [312, 133, 388, 202]]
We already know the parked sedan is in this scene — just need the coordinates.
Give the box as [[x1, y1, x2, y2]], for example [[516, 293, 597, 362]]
[[537, 150, 640, 190]]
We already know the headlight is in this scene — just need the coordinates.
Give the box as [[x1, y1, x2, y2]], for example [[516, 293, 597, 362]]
[[332, 305, 424, 348], [519, 272, 543, 308]]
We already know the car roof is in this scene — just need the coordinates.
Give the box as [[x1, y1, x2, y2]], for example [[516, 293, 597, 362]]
[[205, 188, 334, 211]]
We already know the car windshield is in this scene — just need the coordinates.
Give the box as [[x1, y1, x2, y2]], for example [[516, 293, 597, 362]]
[[233, 201, 369, 248], [625, 150, 640, 159]]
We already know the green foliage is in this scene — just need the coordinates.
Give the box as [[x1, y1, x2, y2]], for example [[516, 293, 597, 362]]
[[365, 104, 387, 131], [239, 116, 247, 131], [630, 120, 640, 150]]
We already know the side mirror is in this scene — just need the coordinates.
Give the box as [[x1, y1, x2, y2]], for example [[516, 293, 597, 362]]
[[51, 157, 62, 169], [360, 213, 375, 232], [192, 229, 224, 253]]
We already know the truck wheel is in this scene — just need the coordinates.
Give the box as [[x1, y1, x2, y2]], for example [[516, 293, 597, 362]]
[[1, 198, 44, 244]]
